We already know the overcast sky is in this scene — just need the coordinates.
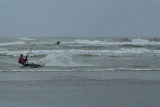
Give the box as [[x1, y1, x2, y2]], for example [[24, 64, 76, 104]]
[[0, 0, 160, 37]]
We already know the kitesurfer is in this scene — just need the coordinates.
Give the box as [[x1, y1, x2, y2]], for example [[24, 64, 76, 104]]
[[18, 54, 28, 66]]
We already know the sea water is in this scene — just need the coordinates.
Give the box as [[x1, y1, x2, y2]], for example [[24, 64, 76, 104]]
[[1, 36, 160, 107], [0, 37, 160, 72]]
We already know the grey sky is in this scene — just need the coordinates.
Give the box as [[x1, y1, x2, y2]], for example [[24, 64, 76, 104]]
[[0, 0, 160, 37]]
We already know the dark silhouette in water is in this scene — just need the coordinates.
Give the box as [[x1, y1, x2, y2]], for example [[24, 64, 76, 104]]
[[56, 41, 61, 46]]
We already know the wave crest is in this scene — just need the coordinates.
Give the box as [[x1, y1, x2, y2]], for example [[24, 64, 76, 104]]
[[0, 41, 25, 46], [18, 38, 36, 41]]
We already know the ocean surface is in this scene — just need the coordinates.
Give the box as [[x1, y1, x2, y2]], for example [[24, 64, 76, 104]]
[[1, 37, 160, 72]]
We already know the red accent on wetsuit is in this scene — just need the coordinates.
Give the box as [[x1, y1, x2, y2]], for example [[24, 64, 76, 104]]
[[18, 57, 25, 63]]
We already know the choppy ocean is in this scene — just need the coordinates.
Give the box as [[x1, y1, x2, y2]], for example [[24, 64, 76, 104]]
[[1, 37, 160, 72]]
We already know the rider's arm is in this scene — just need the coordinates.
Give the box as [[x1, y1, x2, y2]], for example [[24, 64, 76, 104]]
[[25, 56, 28, 62]]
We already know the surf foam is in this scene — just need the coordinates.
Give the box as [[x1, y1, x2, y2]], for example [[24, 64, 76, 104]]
[[18, 38, 36, 41], [74, 39, 160, 46], [0, 41, 25, 46], [1, 48, 160, 57]]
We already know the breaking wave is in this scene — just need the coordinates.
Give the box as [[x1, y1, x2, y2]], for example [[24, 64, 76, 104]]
[[1, 48, 160, 57], [0, 41, 25, 46], [74, 38, 160, 46], [12, 38, 160, 47], [18, 37, 36, 41]]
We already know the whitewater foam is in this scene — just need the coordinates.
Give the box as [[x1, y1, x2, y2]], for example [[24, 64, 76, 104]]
[[0, 41, 25, 46], [75, 39, 107, 45], [74, 39, 160, 46], [1, 48, 160, 57], [18, 38, 36, 41]]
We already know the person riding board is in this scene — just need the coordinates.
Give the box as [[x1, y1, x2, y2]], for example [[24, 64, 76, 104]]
[[18, 53, 41, 68], [18, 54, 28, 66], [56, 41, 60, 46], [18, 47, 41, 68]]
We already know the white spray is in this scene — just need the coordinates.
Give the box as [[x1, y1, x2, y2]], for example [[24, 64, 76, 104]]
[[38, 53, 76, 66]]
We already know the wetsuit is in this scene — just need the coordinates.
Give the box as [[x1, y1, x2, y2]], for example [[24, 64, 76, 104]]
[[18, 56, 27, 65]]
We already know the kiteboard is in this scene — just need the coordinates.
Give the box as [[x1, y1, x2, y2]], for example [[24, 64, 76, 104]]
[[23, 62, 41, 68]]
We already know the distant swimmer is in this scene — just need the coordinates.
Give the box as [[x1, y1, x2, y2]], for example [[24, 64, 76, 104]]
[[56, 41, 61, 46]]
